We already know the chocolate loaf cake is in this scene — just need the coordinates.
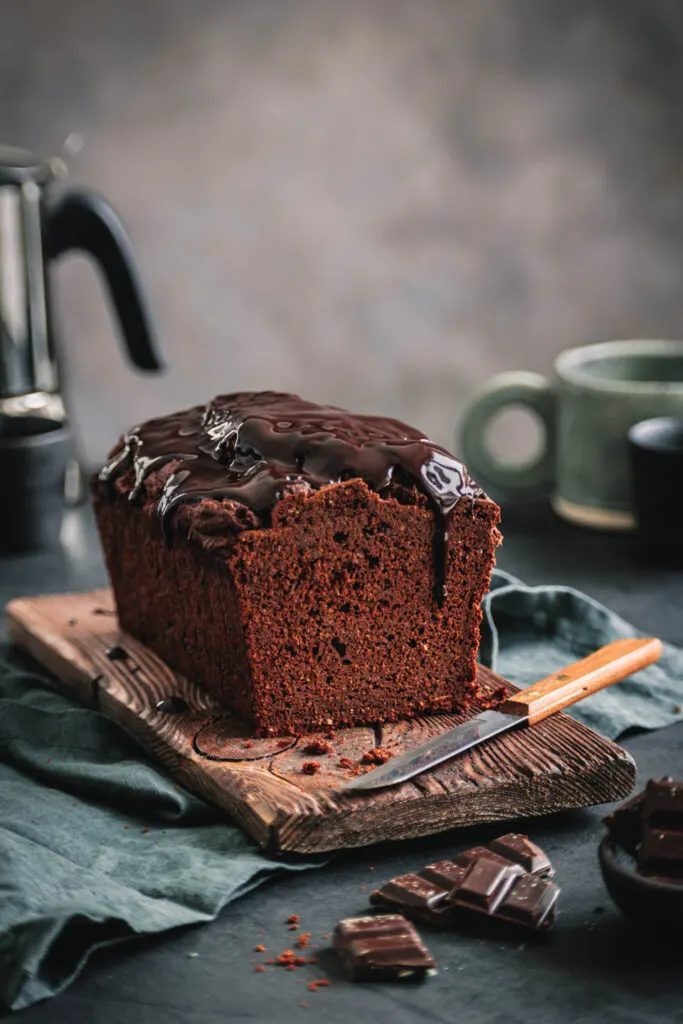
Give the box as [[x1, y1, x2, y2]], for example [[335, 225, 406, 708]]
[[92, 391, 501, 735]]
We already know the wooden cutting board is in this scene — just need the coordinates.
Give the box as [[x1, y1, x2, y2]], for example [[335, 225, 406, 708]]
[[6, 589, 636, 855]]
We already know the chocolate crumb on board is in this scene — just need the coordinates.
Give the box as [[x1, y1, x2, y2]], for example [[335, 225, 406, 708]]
[[104, 645, 128, 661], [301, 761, 321, 775], [303, 739, 334, 755], [361, 747, 393, 766]]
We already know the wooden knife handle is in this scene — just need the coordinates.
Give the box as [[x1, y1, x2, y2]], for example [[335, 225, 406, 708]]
[[498, 637, 663, 726]]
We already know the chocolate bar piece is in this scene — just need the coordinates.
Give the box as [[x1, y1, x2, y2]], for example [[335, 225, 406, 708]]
[[603, 792, 644, 856], [420, 860, 469, 891], [638, 827, 683, 868], [641, 777, 683, 829], [333, 915, 435, 982], [373, 873, 449, 912], [454, 846, 516, 872], [495, 872, 560, 929], [446, 859, 524, 914], [489, 833, 555, 878], [604, 778, 683, 883], [370, 834, 559, 933]]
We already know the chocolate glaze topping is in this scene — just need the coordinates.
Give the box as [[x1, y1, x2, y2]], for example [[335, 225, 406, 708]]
[[100, 391, 485, 603]]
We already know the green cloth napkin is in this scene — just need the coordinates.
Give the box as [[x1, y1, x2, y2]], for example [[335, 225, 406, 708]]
[[2, 569, 683, 1011]]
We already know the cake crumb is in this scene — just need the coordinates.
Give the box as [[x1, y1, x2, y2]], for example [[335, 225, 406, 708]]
[[288, 924, 299, 931], [276, 950, 297, 966], [287, 914, 300, 924], [361, 747, 393, 766], [338, 757, 354, 769], [296, 933, 311, 949], [254, 944, 266, 952], [277, 738, 292, 748], [301, 761, 321, 775], [303, 739, 333, 755], [254, 964, 264, 973], [243, 741, 254, 749], [310, 978, 330, 989]]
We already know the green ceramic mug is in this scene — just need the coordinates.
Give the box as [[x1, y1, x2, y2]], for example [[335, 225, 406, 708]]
[[459, 339, 683, 530]]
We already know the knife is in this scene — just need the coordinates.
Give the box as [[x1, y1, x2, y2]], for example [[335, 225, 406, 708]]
[[341, 636, 662, 792]]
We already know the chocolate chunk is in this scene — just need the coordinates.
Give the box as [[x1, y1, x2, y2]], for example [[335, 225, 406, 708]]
[[455, 846, 517, 871], [495, 873, 559, 930], [604, 778, 683, 884], [603, 792, 645, 856], [446, 858, 524, 914], [420, 860, 469, 891], [370, 834, 559, 933], [370, 874, 449, 913], [641, 777, 683, 829], [489, 833, 555, 878], [333, 915, 434, 982], [105, 645, 128, 661]]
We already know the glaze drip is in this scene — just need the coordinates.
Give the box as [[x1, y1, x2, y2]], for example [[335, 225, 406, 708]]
[[100, 391, 485, 603]]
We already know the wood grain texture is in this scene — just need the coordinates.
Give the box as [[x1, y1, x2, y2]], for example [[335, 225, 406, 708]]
[[6, 589, 637, 854], [500, 637, 663, 725]]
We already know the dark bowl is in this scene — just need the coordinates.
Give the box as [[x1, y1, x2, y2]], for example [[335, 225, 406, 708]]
[[599, 837, 683, 938]]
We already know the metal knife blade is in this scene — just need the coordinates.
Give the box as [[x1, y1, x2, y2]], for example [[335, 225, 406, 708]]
[[341, 709, 521, 791]]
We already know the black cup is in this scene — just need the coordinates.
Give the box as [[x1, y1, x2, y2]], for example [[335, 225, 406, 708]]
[[0, 415, 73, 554], [628, 416, 683, 565]]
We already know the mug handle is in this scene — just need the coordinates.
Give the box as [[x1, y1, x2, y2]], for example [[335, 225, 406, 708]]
[[459, 371, 556, 497]]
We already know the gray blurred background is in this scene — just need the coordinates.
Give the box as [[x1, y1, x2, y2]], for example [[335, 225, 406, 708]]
[[3, 0, 683, 466]]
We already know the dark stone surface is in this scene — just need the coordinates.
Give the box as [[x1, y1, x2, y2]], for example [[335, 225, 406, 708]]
[[2, 501, 683, 1023]]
